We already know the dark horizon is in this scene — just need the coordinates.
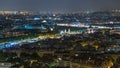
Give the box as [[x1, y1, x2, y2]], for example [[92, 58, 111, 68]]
[[0, 0, 120, 12]]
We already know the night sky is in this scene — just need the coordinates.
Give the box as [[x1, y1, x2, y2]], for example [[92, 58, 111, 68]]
[[0, 0, 120, 11]]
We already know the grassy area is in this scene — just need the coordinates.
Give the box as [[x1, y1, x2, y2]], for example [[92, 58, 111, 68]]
[[0, 52, 17, 61]]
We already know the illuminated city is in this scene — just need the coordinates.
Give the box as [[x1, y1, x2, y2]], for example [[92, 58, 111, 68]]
[[0, 0, 120, 68]]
